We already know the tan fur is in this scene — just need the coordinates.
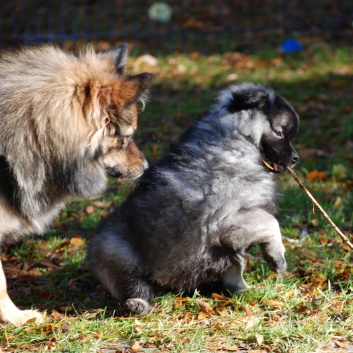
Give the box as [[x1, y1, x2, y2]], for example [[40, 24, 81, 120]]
[[0, 44, 152, 325]]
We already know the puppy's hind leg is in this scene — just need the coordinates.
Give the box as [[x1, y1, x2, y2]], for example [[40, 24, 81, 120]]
[[125, 277, 159, 316], [126, 298, 154, 316], [0, 259, 43, 326]]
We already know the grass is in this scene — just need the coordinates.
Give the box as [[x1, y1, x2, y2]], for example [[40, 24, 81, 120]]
[[1, 39, 353, 353]]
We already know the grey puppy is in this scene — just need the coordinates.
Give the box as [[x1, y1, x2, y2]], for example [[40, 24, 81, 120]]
[[89, 82, 299, 315]]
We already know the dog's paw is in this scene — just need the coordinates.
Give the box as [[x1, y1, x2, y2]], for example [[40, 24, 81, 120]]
[[3, 308, 44, 326], [14, 309, 44, 326], [125, 298, 154, 315], [0, 294, 44, 326]]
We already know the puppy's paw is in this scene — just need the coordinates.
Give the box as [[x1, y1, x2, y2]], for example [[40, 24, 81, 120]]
[[125, 298, 154, 315], [263, 251, 287, 274]]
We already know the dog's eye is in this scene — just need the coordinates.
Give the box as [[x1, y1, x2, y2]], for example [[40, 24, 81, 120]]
[[114, 127, 121, 136], [122, 135, 132, 148]]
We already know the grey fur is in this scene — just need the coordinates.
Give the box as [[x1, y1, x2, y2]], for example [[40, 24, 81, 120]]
[[89, 82, 300, 314]]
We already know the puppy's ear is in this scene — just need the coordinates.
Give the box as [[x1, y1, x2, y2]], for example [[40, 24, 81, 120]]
[[109, 43, 129, 75], [228, 89, 269, 113]]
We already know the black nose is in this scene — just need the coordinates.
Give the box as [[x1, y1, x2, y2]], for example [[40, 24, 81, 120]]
[[291, 151, 299, 164]]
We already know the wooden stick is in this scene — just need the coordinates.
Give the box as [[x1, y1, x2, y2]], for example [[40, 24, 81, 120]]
[[286, 166, 353, 251]]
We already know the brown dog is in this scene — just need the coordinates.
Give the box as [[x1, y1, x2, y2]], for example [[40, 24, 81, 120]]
[[0, 44, 152, 325]]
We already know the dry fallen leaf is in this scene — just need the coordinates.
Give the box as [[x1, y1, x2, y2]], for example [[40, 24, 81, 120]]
[[57, 238, 71, 250], [212, 293, 228, 301], [262, 299, 282, 309], [61, 321, 70, 333], [25, 324, 53, 335], [255, 333, 264, 346], [331, 300, 345, 309], [51, 309, 64, 319], [206, 346, 239, 352], [70, 235, 85, 247], [173, 301, 183, 309], [333, 196, 343, 210], [318, 237, 328, 245], [39, 260, 62, 270], [78, 334, 92, 342], [197, 311, 209, 320], [59, 305, 73, 313], [334, 341, 348, 349], [197, 299, 213, 312], [94, 330, 103, 339], [297, 305, 311, 314], [284, 289, 296, 298], [311, 218, 319, 226], [212, 324, 223, 330], [214, 306, 228, 316], [243, 305, 252, 317], [244, 317, 259, 330], [85, 205, 95, 214], [131, 341, 142, 351], [306, 171, 326, 181]]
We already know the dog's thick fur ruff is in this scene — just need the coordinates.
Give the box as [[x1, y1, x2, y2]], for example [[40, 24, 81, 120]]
[[0, 44, 152, 325], [89, 82, 300, 315]]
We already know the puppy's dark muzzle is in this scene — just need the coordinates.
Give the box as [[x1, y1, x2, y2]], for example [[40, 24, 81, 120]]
[[291, 151, 299, 165], [263, 149, 299, 173]]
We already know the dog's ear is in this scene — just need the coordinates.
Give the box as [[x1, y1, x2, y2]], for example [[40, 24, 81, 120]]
[[109, 43, 129, 75], [78, 80, 112, 123], [77, 80, 114, 149], [228, 89, 270, 113], [112, 73, 153, 105], [126, 73, 153, 102]]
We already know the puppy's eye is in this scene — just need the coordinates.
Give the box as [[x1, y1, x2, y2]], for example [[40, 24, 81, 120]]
[[274, 130, 283, 137]]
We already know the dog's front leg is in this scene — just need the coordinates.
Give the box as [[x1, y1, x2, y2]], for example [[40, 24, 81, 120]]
[[0, 258, 43, 326]]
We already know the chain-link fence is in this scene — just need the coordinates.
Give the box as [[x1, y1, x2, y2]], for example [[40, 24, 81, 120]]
[[1, 1, 352, 53]]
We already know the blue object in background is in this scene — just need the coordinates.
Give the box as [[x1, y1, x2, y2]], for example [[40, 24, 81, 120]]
[[280, 39, 304, 53]]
